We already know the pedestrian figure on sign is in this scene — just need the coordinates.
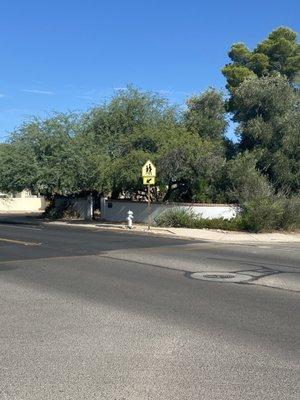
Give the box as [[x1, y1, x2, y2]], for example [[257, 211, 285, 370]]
[[146, 164, 152, 174]]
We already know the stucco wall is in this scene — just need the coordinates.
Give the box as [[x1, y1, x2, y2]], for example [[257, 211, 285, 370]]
[[100, 198, 238, 223], [0, 197, 46, 212]]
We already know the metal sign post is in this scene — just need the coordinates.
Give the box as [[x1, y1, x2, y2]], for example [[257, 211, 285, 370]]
[[147, 184, 151, 231], [142, 160, 156, 231]]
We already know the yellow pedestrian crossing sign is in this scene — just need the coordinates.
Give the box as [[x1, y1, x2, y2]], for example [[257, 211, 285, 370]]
[[143, 176, 155, 185], [142, 160, 156, 178]]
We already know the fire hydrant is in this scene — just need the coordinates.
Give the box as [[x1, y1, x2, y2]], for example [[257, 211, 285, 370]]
[[127, 210, 133, 229]]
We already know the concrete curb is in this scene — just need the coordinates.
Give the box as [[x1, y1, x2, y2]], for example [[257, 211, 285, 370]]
[[46, 221, 177, 237]]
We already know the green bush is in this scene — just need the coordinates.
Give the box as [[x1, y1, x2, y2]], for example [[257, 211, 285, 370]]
[[193, 217, 241, 231], [155, 207, 240, 230], [239, 196, 300, 232], [43, 200, 80, 220], [280, 195, 300, 231], [239, 198, 284, 232], [155, 196, 300, 233], [155, 207, 196, 228]]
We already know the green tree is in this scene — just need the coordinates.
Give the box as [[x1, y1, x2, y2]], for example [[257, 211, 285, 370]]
[[82, 86, 180, 198], [84, 86, 178, 159], [222, 27, 300, 95], [184, 89, 227, 140], [232, 75, 300, 192], [224, 152, 272, 203], [0, 113, 94, 196], [158, 131, 226, 202], [0, 141, 38, 193]]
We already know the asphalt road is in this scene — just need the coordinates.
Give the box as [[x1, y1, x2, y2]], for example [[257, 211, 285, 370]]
[[0, 222, 299, 400]]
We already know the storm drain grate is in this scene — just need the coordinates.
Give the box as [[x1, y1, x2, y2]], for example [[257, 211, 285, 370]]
[[190, 272, 252, 283], [203, 274, 234, 279]]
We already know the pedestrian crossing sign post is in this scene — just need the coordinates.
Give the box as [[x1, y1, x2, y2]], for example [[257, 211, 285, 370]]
[[141, 160, 156, 231]]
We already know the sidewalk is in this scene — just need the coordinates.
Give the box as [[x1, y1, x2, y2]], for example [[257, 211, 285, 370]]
[[48, 220, 300, 244], [153, 226, 300, 243]]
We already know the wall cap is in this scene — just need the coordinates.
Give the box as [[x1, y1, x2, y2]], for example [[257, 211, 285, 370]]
[[104, 198, 237, 207]]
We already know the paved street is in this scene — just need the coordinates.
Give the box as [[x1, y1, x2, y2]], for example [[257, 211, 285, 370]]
[[0, 222, 299, 399]]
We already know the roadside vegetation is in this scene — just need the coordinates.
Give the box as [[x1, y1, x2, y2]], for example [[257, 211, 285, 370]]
[[0, 27, 299, 232], [155, 208, 242, 231], [155, 194, 300, 232]]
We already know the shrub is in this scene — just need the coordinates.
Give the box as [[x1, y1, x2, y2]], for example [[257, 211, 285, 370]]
[[155, 207, 240, 230], [239, 195, 300, 232], [193, 217, 241, 231], [155, 196, 300, 233], [280, 195, 300, 230], [239, 197, 284, 232], [225, 152, 273, 203], [155, 207, 196, 228], [43, 200, 80, 220]]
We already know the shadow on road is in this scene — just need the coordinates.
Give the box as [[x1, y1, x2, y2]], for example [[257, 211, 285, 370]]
[[0, 212, 44, 226]]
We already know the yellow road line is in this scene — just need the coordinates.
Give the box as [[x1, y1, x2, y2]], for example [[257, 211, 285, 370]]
[[0, 237, 41, 246]]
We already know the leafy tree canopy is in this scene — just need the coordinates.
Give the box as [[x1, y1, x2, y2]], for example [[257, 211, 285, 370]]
[[184, 89, 227, 141], [232, 75, 300, 192], [83, 85, 178, 158], [223, 27, 300, 94], [0, 113, 95, 196]]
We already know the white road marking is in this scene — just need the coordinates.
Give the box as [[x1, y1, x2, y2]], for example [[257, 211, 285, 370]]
[[0, 224, 42, 230], [0, 237, 41, 246]]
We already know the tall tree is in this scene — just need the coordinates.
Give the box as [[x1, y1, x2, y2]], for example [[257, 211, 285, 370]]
[[0, 141, 38, 194], [83, 86, 180, 198], [158, 130, 226, 202], [232, 75, 300, 192], [222, 27, 300, 193], [0, 113, 93, 196], [184, 89, 227, 140], [222, 27, 300, 96], [84, 86, 178, 159]]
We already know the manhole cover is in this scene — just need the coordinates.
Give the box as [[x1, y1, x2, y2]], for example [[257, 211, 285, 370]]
[[190, 272, 252, 283]]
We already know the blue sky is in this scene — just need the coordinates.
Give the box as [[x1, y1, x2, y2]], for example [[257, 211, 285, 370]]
[[0, 0, 299, 140]]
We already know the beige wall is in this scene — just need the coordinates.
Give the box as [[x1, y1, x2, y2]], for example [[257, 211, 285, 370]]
[[0, 197, 46, 212]]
